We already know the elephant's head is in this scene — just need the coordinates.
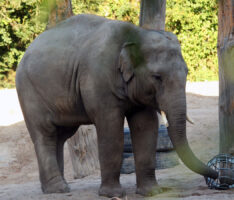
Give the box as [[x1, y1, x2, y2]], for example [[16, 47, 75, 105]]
[[119, 29, 218, 180]]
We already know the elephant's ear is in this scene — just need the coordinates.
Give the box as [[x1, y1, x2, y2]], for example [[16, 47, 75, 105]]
[[119, 42, 137, 83]]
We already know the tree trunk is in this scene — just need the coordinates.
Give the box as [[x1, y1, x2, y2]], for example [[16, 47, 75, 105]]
[[67, 126, 100, 178], [47, 0, 73, 29], [139, 0, 166, 30], [218, 0, 234, 155]]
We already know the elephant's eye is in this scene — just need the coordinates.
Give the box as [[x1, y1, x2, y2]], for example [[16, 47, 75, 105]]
[[152, 74, 162, 82]]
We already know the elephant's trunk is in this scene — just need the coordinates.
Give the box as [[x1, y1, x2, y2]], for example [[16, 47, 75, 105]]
[[165, 97, 218, 179]]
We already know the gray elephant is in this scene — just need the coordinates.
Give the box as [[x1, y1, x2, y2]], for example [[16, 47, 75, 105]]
[[16, 14, 218, 197]]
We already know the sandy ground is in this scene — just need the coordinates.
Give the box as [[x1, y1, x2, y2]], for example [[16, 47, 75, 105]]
[[0, 81, 233, 200]]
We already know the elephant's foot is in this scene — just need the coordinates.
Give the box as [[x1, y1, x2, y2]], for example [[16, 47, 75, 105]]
[[41, 176, 70, 194], [99, 184, 126, 198], [136, 182, 164, 197]]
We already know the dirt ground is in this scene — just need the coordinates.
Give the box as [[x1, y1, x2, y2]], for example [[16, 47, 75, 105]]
[[0, 82, 233, 200]]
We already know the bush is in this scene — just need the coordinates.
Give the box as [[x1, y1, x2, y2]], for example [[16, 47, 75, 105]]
[[72, 0, 140, 23], [0, 0, 218, 88], [0, 0, 45, 88], [166, 0, 218, 81]]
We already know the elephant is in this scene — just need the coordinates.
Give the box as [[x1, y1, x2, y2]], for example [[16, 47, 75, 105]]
[[16, 14, 218, 197]]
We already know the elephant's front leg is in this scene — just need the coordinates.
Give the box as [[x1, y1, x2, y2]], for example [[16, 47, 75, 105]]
[[127, 108, 161, 196], [95, 109, 125, 198]]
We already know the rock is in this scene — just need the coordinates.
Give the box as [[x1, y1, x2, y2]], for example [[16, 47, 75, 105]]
[[121, 151, 179, 174], [123, 127, 132, 153], [157, 125, 173, 152], [123, 125, 173, 153], [156, 151, 179, 170]]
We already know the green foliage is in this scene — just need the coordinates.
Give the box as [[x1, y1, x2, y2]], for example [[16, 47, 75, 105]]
[[166, 0, 218, 81], [0, 0, 218, 88], [37, 0, 57, 24], [0, 0, 46, 88], [72, 0, 139, 24]]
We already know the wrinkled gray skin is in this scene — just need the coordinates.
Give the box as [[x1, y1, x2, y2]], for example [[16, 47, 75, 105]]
[[16, 14, 218, 197]]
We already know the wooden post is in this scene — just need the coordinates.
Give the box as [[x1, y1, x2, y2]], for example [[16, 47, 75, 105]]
[[139, 0, 166, 30], [46, 0, 73, 29], [218, 0, 234, 155], [67, 126, 99, 178]]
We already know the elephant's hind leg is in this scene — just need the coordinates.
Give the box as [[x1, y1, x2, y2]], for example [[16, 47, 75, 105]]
[[56, 126, 78, 179], [16, 73, 70, 193], [32, 125, 71, 194], [19, 103, 70, 192]]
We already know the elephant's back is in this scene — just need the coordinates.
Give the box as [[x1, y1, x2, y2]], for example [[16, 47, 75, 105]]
[[17, 15, 107, 72], [16, 14, 138, 93], [57, 14, 109, 30], [27, 14, 137, 52], [26, 15, 105, 51]]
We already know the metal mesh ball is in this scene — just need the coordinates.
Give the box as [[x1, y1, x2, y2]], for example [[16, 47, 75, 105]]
[[206, 154, 234, 190]]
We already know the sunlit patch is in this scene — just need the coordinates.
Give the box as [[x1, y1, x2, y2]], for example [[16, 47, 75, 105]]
[[111, 197, 128, 200], [0, 89, 24, 126], [186, 81, 218, 97]]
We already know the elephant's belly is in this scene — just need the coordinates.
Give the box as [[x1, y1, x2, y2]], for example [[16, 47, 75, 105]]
[[52, 99, 92, 127], [53, 112, 92, 127]]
